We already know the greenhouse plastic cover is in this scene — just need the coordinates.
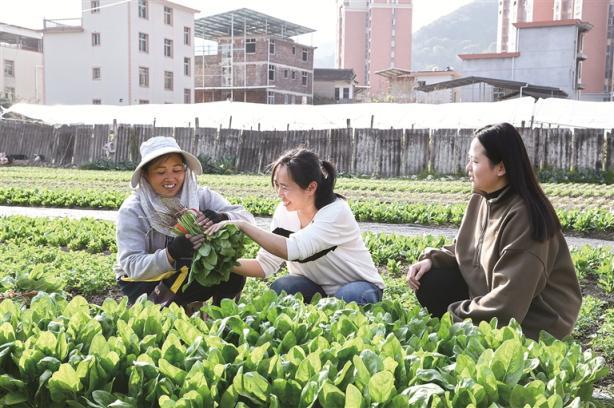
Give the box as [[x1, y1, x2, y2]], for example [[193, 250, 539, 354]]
[[4, 97, 614, 129]]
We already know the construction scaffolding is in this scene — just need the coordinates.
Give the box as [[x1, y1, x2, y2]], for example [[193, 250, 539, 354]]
[[193, 8, 316, 104]]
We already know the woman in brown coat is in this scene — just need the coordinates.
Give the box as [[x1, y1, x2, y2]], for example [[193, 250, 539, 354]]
[[407, 123, 581, 340]]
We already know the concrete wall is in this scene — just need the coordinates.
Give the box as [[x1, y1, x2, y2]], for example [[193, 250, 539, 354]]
[[0, 45, 44, 104], [313, 79, 353, 101], [462, 25, 579, 99], [413, 73, 458, 103]]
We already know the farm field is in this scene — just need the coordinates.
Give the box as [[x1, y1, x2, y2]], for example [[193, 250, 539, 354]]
[[1, 167, 613, 236], [0, 213, 612, 406]]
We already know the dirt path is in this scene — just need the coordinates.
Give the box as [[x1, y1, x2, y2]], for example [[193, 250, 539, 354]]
[[1, 205, 612, 249]]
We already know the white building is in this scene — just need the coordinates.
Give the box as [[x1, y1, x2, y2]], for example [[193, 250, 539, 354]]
[[43, 0, 199, 105], [0, 22, 44, 105], [456, 19, 590, 101]]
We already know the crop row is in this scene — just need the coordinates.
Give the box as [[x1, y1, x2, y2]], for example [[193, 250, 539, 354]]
[[2, 178, 611, 212], [2, 187, 614, 235], [1, 167, 613, 198], [0, 290, 608, 407], [0, 215, 611, 400], [1, 215, 613, 296]]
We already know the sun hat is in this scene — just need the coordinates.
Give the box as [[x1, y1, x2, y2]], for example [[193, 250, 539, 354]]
[[130, 136, 202, 188]]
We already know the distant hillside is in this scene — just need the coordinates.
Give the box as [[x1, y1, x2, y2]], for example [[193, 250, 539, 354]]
[[412, 0, 498, 71]]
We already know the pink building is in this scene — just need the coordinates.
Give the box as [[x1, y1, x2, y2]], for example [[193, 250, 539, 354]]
[[336, 0, 412, 99], [498, 0, 614, 99]]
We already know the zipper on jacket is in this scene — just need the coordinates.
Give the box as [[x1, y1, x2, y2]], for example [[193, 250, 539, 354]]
[[474, 201, 490, 267]]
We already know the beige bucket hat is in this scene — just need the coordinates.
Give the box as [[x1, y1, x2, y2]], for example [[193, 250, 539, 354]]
[[130, 136, 202, 188]]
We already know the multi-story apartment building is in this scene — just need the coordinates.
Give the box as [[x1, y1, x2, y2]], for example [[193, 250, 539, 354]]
[[336, 0, 412, 99], [0, 22, 44, 105], [194, 9, 315, 104], [497, 0, 614, 100], [43, 0, 198, 105]]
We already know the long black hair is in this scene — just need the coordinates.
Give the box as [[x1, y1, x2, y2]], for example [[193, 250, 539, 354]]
[[270, 147, 341, 209], [475, 123, 560, 241]]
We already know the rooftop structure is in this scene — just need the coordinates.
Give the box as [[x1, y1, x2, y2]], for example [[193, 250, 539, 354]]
[[194, 8, 315, 104], [195, 8, 314, 40]]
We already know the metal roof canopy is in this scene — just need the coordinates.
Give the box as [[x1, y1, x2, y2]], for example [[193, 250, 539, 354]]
[[195, 8, 315, 41], [374, 68, 413, 78], [416, 76, 568, 98]]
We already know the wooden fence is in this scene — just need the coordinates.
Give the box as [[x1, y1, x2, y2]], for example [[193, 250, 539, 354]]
[[0, 120, 611, 176]]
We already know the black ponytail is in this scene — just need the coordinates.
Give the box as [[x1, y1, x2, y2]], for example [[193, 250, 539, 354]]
[[270, 148, 342, 209]]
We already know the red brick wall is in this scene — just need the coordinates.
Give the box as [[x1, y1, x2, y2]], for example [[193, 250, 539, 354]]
[[194, 36, 314, 103]]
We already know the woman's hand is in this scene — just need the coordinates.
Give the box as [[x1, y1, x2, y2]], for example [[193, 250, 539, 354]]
[[406, 259, 432, 291], [195, 209, 228, 230], [204, 220, 242, 236]]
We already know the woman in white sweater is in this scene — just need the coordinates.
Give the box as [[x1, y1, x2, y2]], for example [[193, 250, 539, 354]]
[[201, 148, 384, 304]]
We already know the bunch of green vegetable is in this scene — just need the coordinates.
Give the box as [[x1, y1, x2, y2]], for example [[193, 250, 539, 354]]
[[173, 209, 246, 288]]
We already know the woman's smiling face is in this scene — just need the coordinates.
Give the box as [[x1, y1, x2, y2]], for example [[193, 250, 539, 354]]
[[273, 164, 316, 211], [466, 138, 507, 193], [144, 153, 186, 197]]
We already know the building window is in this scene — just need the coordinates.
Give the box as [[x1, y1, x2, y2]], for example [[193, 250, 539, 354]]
[[92, 67, 101, 80], [184, 88, 191, 103], [284, 69, 288, 79], [245, 38, 256, 53], [284, 94, 289, 104], [269, 40, 275, 55], [90, 0, 100, 13], [184, 57, 191, 76], [343, 87, 350, 99], [139, 66, 149, 87], [91, 32, 101, 46], [292, 46, 296, 55], [164, 71, 174, 91], [302, 72, 308, 86], [3, 60, 14, 77], [184, 27, 191, 46], [92, 99, 101, 105], [302, 49, 308, 62], [164, 6, 173, 25], [139, 99, 149, 104], [334, 87, 340, 100], [291, 71, 296, 80], [138, 0, 148, 19], [268, 64, 275, 81], [164, 39, 173, 57], [267, 93, 275, 104], [138, 32, 149, 53], [4, 87, 15, 101]]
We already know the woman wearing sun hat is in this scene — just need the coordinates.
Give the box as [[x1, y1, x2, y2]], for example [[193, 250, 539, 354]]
[[114, 136, 255, 306]]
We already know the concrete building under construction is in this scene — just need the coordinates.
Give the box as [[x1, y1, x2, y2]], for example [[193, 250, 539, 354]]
[[194, 8, 315, 104]]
